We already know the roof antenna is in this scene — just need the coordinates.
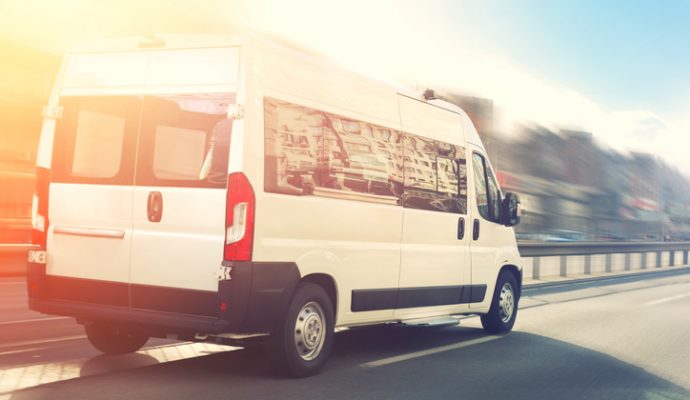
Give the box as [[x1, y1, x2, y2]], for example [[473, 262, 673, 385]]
[[423, 89, 438, 100]]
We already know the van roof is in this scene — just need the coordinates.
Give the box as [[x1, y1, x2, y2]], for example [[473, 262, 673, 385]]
[[68, 33, 473, 126], [70, 34, 245, 53]]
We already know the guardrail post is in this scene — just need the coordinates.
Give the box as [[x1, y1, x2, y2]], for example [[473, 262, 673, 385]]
[[517, 242, 690, 277], [532, 257, 540, 280], [605, 254, 612, 273]]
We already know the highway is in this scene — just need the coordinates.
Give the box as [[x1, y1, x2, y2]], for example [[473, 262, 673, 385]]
[[1, 269, 689, 400]]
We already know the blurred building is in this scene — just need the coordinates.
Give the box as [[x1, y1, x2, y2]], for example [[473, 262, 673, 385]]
[[0, 40, 59, 242]]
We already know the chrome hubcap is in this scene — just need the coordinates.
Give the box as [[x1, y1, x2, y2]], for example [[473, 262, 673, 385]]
[[294, 301, 326, 361], [499, 283, 515, 323]]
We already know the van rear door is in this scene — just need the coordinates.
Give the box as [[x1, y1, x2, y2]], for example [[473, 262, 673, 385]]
[[129, 94, 233, 316], [48, 95, 141, 305]]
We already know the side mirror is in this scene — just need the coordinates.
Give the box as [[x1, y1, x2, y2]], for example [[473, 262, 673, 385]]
[[501, 192, 521, 227]]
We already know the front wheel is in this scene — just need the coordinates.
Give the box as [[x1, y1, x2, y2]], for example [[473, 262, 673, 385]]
[[480, 271, 519, 334], [271, 282, 335, 377], [85, 322, 149, 355]]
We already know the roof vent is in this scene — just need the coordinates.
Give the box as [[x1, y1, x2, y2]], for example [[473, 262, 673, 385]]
[[138, 35, 166, 49]]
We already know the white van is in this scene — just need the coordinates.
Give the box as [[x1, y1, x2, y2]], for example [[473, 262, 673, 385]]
[[27, 34, 522, 377]]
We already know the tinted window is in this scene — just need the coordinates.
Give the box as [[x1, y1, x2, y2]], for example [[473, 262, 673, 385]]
[[264, 97, 402, 202], [136, 94, 233, 188], [53, 96, 140, 185], [153, 126, 207, 180], [487, 166, 501, 220], [72, 110, 125, 178], [472, 153, 501, 222], [402, 134, 467, 214], [262, 97, 469, 212]]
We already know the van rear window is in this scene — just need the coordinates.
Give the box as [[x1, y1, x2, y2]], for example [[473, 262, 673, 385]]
[[153, 126, 207, 180], [53, 96, 140, 185], [135, 95, 233, 188], [71, 110, 125, 178], [52, 94, 233, 188]]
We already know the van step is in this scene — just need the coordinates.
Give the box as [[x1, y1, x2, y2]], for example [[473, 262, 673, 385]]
[[399, 316, 460, 327]]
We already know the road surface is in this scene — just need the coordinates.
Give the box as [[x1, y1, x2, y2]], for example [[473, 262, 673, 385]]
[[1, 269, 689, 400]]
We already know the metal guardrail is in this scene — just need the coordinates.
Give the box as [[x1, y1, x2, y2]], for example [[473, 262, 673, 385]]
[[518, 241, 690, 257], [518, 241, 690, 279]]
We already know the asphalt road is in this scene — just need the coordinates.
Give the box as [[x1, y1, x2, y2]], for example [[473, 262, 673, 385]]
[[1, 269, 690, 400]]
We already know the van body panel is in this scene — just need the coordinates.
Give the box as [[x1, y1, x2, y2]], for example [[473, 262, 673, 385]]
[[397, 95, 466, 144], [129, 187, 226, 292], [395, 95, 471, 318], [467, 144, 522, 311], [62, 52, 149, 93], [47, 183, 133, 283], [147, 47, 240, 87], [244, 40, 404, 325]]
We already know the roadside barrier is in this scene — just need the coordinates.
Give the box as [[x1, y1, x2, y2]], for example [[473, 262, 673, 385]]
[[519, 242, 690, 279]]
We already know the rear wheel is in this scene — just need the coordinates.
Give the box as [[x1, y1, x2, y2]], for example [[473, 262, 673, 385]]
[[480, 271, 519, 334], [85, 322, 149, 355], [271, 282, 334, 377]]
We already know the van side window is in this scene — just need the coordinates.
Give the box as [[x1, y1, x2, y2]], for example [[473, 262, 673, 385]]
[[136, 94, 233, 188], [402, 134, 467, 214], [263, 97, 470, 211], [472, 153, 501, 222], [263, 97, 402, 201], [52, 96, 140, 185]]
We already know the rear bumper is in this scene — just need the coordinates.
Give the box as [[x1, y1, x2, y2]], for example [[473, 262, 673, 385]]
[[27, 260, 300, 335], [29, 298, 229, 334]]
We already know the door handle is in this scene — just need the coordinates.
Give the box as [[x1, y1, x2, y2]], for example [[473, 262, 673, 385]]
[[147, 191, 163, 223], [473, 219, 480, 240], [457, 217, 465, 240]]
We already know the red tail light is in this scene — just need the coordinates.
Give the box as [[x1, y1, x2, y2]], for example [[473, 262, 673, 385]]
[[224, 172, 255, 262], [31, 167, 50, 249]]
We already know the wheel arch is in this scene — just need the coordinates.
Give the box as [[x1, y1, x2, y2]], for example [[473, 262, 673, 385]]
[[300, 273, 338, 321], [499, 264, 522, 299]]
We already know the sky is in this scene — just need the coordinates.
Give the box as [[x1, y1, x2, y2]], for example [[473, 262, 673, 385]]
[[1, 0, 689, 172]]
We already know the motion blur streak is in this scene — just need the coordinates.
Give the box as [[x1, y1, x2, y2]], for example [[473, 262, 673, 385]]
[[2, 1, 690, 248]]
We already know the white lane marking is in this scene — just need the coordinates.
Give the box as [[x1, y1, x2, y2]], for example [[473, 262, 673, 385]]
[[0, 340, 187, 358], [0, 335, 87, 352], [362, 335, 502, 368], [0, 317, 70, 326], [644, 292, 690, 307], [0, 347, 48, 357], [0, 342, 235, 394]]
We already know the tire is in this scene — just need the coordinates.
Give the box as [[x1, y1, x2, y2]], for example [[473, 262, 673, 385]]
[[271, 282, 335, 377], [85, 322, 149, 355], [480, 271, 519, 334]]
